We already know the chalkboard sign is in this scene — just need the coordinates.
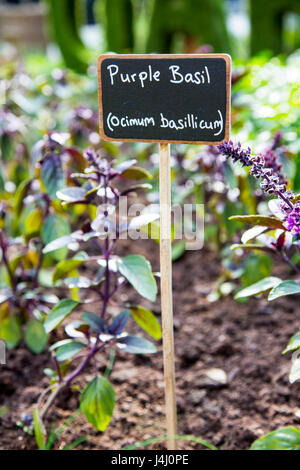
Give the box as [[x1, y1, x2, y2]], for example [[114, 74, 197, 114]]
[[98, 54, 231, 145]]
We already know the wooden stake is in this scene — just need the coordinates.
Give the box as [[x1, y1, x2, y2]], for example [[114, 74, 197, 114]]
[[159, 143, 177, 450]]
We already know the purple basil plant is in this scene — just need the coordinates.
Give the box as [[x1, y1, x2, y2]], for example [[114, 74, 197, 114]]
[[33, 147, 162, 444]]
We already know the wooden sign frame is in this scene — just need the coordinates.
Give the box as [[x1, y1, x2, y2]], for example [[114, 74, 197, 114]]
[[98, 53, 231, 145], [97, 53, 231, 450]]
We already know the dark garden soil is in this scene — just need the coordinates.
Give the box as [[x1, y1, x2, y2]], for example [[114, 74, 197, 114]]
[[1, 239, 300, 450]]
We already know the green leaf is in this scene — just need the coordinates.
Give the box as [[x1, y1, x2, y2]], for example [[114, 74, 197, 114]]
[[24, 320, 48, 354], [114, 159, 136, 173], [65, 319, 89, 336], [33, 407, 46, 450], [13, 93, 46, 116], [41, 214, 71, 261], [289, 358, 300, 384], [241, 253, 272, 289], [120, 166, 152, 180], [108, 311, 130, 335], [241, 226, 268, 244], [283, 332, 300, 354], [231, 243, 273, 252], [25, 209, 43, 236], [268, 281, 300, 301], [80, 376, 115, 431], [0, 317, 21, 349], [41, 154, 65, 199], [140, 221, 160, 243], [128, 213, 159, 231], [56, 187, 86, 202], [117, 255, 157, 302], [0, 289, 12, 305], [44, 299, 80, 333], [117, 335, 157, 354], [122, 183, 153, 196], [0, 160, 5, 192], [14, 179, 32, 216], [43, 234, 74, 255], [52, 252, 88, 284], [49, 339, 74, 351], [172, 241, 186, 261], [62, 436, 88, 450], [234, 277, 281, 299], [82, 312, 105, 333], [130, 306, 162, 340], [229, 215, 285, 230], [250, 427, 300, 450], [56, 340, 85, 362]]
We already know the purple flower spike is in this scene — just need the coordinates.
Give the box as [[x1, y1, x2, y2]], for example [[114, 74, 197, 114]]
[[217, 141, 252, 167], [284, 202, 300, 236], [263, 149, 287, 186]]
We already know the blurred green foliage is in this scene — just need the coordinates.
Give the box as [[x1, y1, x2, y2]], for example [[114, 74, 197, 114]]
[[46, 0, 91, 73], [146, 0, 230, 54], [251, 0, 300, 55], [45, 0, 230, 73], [232, 52, 300, 184]]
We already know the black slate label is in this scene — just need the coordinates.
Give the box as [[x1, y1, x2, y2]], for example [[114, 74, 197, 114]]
[[98, 55, 231, 144]]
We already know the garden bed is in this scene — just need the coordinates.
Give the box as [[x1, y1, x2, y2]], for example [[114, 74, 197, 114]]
[[0, 242, 299, 450]]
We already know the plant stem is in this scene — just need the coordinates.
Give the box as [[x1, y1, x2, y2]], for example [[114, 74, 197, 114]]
[[52, 353, 63, 383], [101, 174, 111, 318], [0, 231, 16, 292], [40, 343, 108, 420], [64, 342, 107, 385], [102, 238, 110, 318], [281, 249, 300, 275], [41, 167, 119, 417], [275, 190, 294, 212], [33, 243, 44, 288], [32, 194, 51, 288], [40, 383, 67, 420], [262, 173, 293, 212]]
